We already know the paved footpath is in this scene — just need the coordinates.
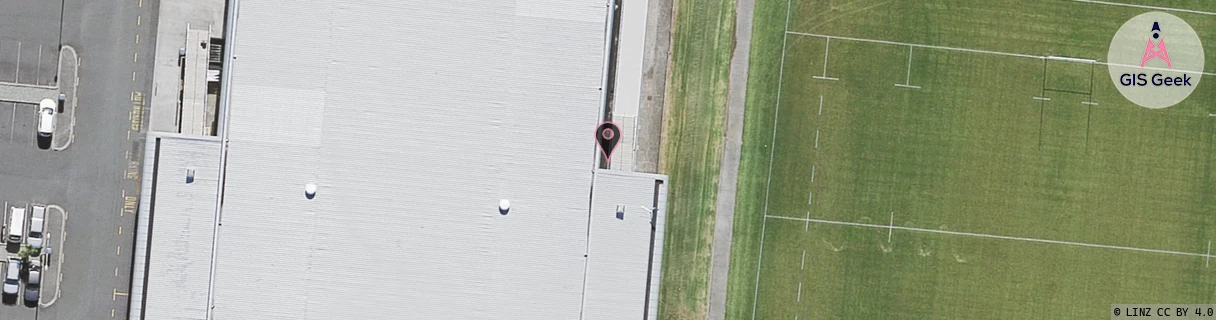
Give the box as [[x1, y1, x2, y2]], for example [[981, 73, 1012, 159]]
[[706, 0, 756, 318]]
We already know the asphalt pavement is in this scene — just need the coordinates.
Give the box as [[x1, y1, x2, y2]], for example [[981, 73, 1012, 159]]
[[0, 0, 158, 319]]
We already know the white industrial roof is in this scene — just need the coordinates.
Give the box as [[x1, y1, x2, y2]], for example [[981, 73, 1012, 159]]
[[133, 134, 222, 320], [200, 0, 667, 319], [584, 170, 668, 320]]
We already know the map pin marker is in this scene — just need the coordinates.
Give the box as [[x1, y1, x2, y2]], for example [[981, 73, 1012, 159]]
[[596, 121, 622, 164]]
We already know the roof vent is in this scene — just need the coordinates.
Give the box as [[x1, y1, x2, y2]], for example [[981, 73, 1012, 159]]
[[498, 199, 510, 215], [186, 168, 195, 184], [305, 183, 317, 199], [616, 205, 625, 220]]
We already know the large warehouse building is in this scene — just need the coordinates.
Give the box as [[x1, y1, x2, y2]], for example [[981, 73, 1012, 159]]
[[126, 0, 668, 319]]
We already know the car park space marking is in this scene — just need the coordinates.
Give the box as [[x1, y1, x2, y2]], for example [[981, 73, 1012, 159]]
[[9, 103, 16, 142], [13, 42, 20, 82], [35, 44, 41, 85]]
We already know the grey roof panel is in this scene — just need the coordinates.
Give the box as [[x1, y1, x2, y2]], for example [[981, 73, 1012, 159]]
[[211, 0, 612, 319], [141, 136, 222, 320]]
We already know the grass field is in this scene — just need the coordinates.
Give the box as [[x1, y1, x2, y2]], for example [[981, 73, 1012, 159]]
[[726, 1, 1216, 319], [656, 0, 736, 319]]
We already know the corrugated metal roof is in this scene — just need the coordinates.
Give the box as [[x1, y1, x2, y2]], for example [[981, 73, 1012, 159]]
[[141, 135, 222, 320], [211, 0, 616, 319], [584, 170, 666, 320]]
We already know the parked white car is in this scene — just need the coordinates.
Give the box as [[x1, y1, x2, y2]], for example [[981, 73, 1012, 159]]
[[27, 205, 45, 249]]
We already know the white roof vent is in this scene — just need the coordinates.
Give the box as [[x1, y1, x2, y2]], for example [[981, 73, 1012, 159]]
[[498, 199, 510, 215], [305, 183, 317, 199]]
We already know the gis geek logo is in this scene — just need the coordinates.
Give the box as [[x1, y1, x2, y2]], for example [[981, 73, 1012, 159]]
[[1119, 21, 1191, 87], [1108, 12, 1204, 109]]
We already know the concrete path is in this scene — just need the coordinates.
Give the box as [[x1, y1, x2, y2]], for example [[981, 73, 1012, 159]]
[[633, 0, 675, 174], [52, 46, 79, 151], [706, 0, 756, 318]]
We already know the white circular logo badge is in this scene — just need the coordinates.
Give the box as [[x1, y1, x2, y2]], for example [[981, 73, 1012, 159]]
[[1107, 12, 1204, 109]]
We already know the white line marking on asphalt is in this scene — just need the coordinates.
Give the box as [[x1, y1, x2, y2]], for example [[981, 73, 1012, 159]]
[[1064, 0, 1216, 16], [8, 103, 15, 142], [35, 43, 41, 85], [14, 42, 20, 82], [135, 34, 140, 44], [116, 246, 121, 255], [766, 215, 1216, 259]]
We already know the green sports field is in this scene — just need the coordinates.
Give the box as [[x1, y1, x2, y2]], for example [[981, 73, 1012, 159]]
[[725, 1, 1216, 319]]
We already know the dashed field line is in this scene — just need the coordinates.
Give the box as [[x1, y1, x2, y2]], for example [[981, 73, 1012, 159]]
[[765, 214, 1214, 259]]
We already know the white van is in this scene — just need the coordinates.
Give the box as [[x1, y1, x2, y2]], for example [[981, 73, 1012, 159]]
[[7, 206, 25, 245], [37, 99, 55, 138]]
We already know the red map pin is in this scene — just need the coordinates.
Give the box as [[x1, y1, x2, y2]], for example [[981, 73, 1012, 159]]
[[596, 122, 622, 163]]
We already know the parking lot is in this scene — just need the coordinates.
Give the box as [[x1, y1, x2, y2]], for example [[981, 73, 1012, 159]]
[[0, 103, 41, 148], [0, 41, 60, 87], [0, 0, 62, 87]]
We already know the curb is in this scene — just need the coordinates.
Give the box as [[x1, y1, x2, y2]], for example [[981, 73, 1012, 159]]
[[39, 204, 66, 308], [52, 45, 79, 151]]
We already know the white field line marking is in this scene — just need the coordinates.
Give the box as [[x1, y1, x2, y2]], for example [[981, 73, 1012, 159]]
[[810, 165, 816, 183], [818, 95, 823, 115], [814, 130, 819, 149], [766, 215, 1216, 259], [753, 0, 794, 317], [821, 38, 831, 77], [1064, 0, 1216, 16], [1047, 55, 1095, 63], [789, 31, 1043, 59], [1209, 114, 1216, 117], [788, 31, 1216, 76], [894, 84, 921, 89], [800, 250, 806, 270], [887, 212, 894, 243], [812, 76, 839, 81], [1082, 101, 1099, 106], [796, 282, 802, 302], [1033, 96, 1051, 101], [904, 45, 913, 84], [1207, 241, 1211, 268], [807, 191, 813, 205], [805, 208, 811, 232]]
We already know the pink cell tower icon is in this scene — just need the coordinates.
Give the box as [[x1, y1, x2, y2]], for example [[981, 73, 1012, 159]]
[[1141, 21, 1172, 68]]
